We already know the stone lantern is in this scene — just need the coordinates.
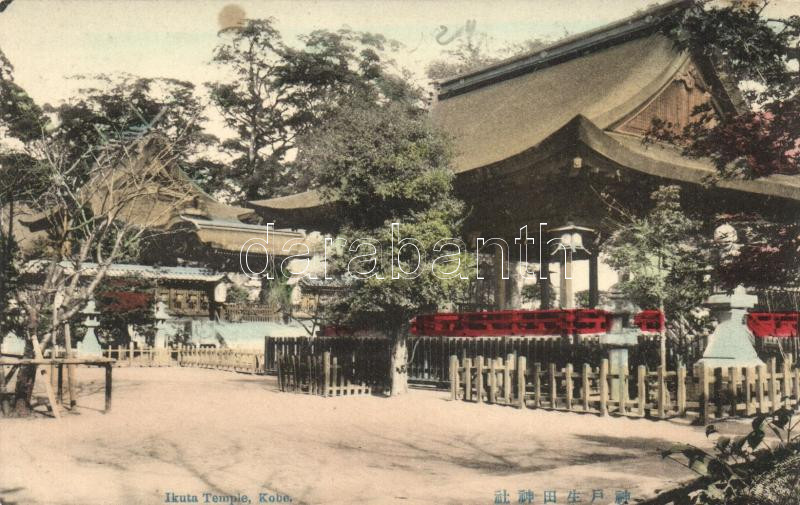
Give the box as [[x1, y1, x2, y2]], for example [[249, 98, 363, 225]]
[[599, 284, 640, 403], [76, 299, 102, 357], [697, 285, 764, 368], [153, 300, 171, 349], [547, 222, 595, 309]]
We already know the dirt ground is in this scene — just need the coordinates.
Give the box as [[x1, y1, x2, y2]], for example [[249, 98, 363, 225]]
[[1, 367, 720, 505]]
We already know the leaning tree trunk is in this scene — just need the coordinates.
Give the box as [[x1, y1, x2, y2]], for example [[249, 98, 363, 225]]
[[390, 330, 409, 396], [13, 336, 36, 416]]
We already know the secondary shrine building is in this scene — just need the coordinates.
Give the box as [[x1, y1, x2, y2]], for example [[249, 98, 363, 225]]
[[248, 0, 800, 310]]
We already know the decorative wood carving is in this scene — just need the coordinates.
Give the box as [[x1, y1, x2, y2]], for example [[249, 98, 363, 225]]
[[617, 61, 716, 136]]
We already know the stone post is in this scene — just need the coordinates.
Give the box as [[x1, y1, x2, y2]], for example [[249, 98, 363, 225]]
[[600, 284, 639, 405]]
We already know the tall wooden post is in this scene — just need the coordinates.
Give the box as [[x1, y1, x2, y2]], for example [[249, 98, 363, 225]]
[[768, 358, 777, 413], [464, 357, 472, 401], [476, 356, 484, 404], [63, 322, 76, 408], [599, 359, 608, 416], [637, 365, 646, 417], [782, 358, 791, 409], [729, 367, 739, 417], [495, 249, 507, 310], [104, 363, 112, 413], [588, 253, 599, 308], [582, 363, 590, 412], [533, 362, 542, 407], [539, 268, 551, 310], [549, 363, 557, 409], [559, 252, 574, 309], [745, 366, 755, 415], [504, 353, 514, 404], [657, 365, 666, 419], [618, 364, 627, 415], [757, 364, 766, 414], [449, 355, 458, 401], [677, 366, 687, 416], [565, 363, 573, 411], [488, 358, 497, 404], [516, 356, 526, 408], [698, 365, 710, 424]]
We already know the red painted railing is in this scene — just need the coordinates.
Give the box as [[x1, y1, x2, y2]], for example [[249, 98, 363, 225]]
[[410, 309, 661, 337], [747, 312, 798, 338], [322, 310, 799, 338]]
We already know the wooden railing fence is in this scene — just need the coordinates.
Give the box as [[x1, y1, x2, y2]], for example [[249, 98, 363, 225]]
[[265, 335, 620, 386], [177, 347, 263, 374], [449, 355, 800, 424], [99, 345, 265, 374], [103, 345, 171, 367], [277, 351, 372, 396]]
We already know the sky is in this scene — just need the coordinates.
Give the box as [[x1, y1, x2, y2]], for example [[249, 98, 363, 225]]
[[2, 0, 794, 108]]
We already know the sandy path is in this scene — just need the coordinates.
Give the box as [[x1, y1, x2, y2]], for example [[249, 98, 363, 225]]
[[1, 367, 715, 505]]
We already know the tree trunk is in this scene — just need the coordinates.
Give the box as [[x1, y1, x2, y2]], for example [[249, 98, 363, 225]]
[[13, 336, 36, 416], [390, 332, 409, 396]]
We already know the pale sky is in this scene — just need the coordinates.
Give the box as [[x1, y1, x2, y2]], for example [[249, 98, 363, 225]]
[[2, 0, 793, 109]]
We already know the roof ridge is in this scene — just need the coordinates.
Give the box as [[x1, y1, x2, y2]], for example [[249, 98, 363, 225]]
[[436, 0, 692, 99]]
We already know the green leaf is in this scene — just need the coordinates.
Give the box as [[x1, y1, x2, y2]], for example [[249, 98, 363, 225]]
[[746, 429, 764, 450]]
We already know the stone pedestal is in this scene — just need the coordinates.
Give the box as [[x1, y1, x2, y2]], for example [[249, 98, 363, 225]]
[[697, 285, 764, 368]]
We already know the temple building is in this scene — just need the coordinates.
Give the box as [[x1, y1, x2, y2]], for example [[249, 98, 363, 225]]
[[13, 136, 313, 347], [247, 0, 800, 310]]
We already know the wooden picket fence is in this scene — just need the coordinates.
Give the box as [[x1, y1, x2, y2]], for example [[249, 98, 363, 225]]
[[449, 355, 800, 424], [100, 345, 265, 374], [277, 351, 372, 397], [103, 345, 171, 367], [177, 347, 263, 374]]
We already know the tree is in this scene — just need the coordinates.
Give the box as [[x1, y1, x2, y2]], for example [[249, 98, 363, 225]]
[[601, 185, 711, 367], [645, 1, 800, 304], [8, 132, 194, 415], [297, 100, 470, 395], [207, 19, 420, 202], [94, 277, 156, 347], [711, 213, 800, 293], [652, 0, 800, 179], [47, 73, 219, 190]]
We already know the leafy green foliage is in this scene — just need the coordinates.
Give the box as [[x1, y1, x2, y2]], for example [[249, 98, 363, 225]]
[[0, 227, 22, 341], [662, 408, 800, 504], [653, 1, 800, 178], [602, 185, 711, 317], [48, 73, 218, 188], [208, 19, 420, 202], [298, 100, 471, 336], [522, 281, 556, 308], [0, 49, 48, 143]]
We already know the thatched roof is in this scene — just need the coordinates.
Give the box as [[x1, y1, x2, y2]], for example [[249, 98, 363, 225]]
[[180, 216, 308, 256], [431, 33, 687, 173]]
